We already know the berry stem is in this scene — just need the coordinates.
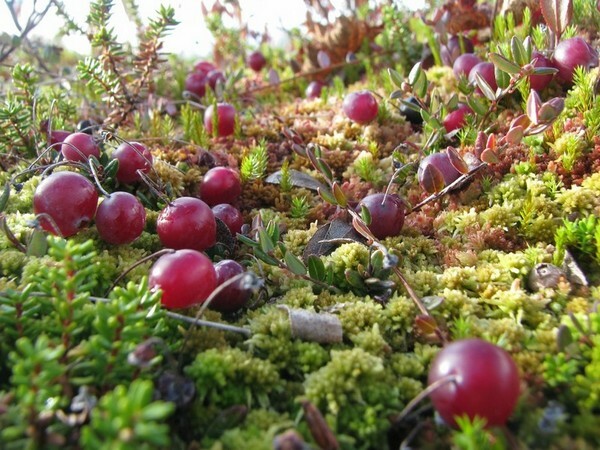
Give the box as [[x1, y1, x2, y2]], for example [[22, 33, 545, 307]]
[[390, 374, 457, 425]]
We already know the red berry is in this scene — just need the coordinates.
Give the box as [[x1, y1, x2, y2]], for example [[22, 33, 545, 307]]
[[185, 71, 207, 99], [452, 53, 481, 79], [418, 151, 463, 192], [33, 171, 98, 237], [247, 51, 267, 72], [200, 167, 242, 207], [428, 339, 520, 428], [193, 60, 217, 76], [149, 249, 217, 309], [204, 103, 236, 137], [552, 37, 598, 84], [441, 35, 475, 66], [95, 192, 146, 245], [206, 69, 225, 90], [357, 193, 405, 240], [157, 197, 216, 251], [342, 90, 378, 125], [305, 81, 326, 99], [46, 129, 71, 147], [212, 203, 244, 234], [529, 51, 554, 92], [469, 61, 497, 94], [112, 141, 153, 185], [210, 259, 251, 313], [443, 104, 473, 133], [61, 132, 100, 162]]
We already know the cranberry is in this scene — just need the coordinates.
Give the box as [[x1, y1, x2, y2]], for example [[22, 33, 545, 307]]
[[46, 129, 71, 147], [61, 132, 100, 162], [184, 71, 207, 99], [193, 60, 217, 76], [469, 61, 498, 94], [552, 37, 598, 84], [452, 53, 481, 78], [33, 171, 98, 237], [342, 90, 378, 125], [210, 259, 252, 313], [305, 80, 326, 99], [111, 141, 153, 185], [200, 167, 242, 206], [529, 51, 554, 92], [206, 69, 225, 90], [441, 35, 475, 66], [418, 151, 462, 192], [247, 50, 267, 72], [204, 103, 236, 137], [428, 339, 520, 428], [357, 193, 405, 240], [149, 249, 217, 309], [157, 197, 216, 252], [95, 192, 146, 245], [212, 203, 244, 234], [443, 104, 473, 133]]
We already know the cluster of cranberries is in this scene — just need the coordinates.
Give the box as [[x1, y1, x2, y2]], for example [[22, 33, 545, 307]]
[[33, 133, 251, 312]]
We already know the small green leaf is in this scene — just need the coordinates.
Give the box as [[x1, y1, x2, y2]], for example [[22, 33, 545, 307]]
[[284, 251, 307, 275], [474, 72, 497, 101], [258, 228, 275, 253], [489, 52, 521, 75], [495, 65, 511, 90], [408, 62, 422, 86], [345, 269, 366, 290], [307, 255, 326, 281], [388, 68, 404, 89], [467, 95, 489, 116], [27, 229, 48, 257], [0, 182, 10, 213], [316, 158, 333, 182], [359, 204, 371, 226], [254, 248, 280, 266], [237, 234, 260, 248], [526, 89, 542, 124], [332, 182, 347, 208], [510, 36, 528, 66], [318, 187, 337, 205]]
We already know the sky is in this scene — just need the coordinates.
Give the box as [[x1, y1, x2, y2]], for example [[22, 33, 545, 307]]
[[1, 0, 425, 59]]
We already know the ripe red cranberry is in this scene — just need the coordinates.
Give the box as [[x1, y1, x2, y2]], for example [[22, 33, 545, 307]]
[[441, 35, 475, 66], [247, 50, 267, 72], [210, 259, 252, 313], [443, 104, 473, 133], [552, 37, 598, 84], [184, 71, 207, 99], [200, 167, 242, 207], [95, 192, 146, 245], [305, 80, 326, 99], [149, 249, 217, 309], [469, 61, 498, 94], [204, 103, 236, 137], [157, 197, 216, 251], [418, 151, 462, 192], [212, 203, 244, 234], [342, 90, 378, 125], [194, 61, 217, 75], [206, 69, 225, 90], [452, 53, 481, 78], [45, 129, 71, 147], [61, 132, 100, 162], [33, 171, 99, 237], [357, 193, 405, 240], [529, 51, 554, 92], [428, 339, 520, 428], [111, 141, 153, 185]]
